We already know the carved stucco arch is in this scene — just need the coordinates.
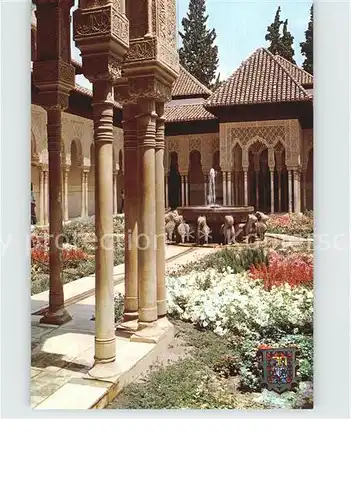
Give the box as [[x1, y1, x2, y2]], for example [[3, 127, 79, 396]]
[[68, 138, 84, 169], [188, 149, 203, 175], [246, 136, 270, 153], [31, 130, 40, 164]]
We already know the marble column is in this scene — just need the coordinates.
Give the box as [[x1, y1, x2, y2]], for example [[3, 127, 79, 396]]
[[277, 170, 282, 212], [185, 175, 189, 206], [113, 171, 118, 215], [39, 167, 45, 225], [302, 170, 307, 212], [137, 98, 158, 325], [204, 175, 208, 204], [181, 175, 185, 206], [80, 170, 88, 218], [155, 102, 166, 318], [123, 104, 138, 322], [92, 80, 115, 363], [85, 170, 89, 216], [165, 174, 169, 209], [222, 172, 227, 205], [41, 109, 71, 325], [227, 171, 232, 205], [288, 169, 293, 213], [63, 168, 69, 221], [270, 169, 275, 213], [43, 169, 49, 225], [293, 170, 301, 213], [243, 170, 248, 206]]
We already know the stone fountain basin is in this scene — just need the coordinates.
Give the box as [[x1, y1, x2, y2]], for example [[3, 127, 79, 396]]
[[177, 205, 255, 243]]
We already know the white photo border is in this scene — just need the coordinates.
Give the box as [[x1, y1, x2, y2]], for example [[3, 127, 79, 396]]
[[0, 0, 350, 418]]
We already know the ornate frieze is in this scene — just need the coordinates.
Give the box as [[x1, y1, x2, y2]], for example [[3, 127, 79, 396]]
[[220, 120, 301, 169]]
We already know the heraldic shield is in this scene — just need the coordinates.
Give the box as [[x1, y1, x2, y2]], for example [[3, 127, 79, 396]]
[[258, 347, 299, 394]]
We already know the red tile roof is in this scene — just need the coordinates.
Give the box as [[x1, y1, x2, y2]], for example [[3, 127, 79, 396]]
[[206, 48, 311, 108], [164, 102, 216, 123], [172, 66, 212, 98], [274, 55, 313, 86]]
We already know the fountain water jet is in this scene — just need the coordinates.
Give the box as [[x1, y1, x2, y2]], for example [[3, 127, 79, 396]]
[[177, 168, 255, 243]]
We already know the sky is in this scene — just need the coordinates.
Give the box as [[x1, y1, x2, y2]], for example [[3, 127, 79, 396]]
[[72, 0, 312, 88]]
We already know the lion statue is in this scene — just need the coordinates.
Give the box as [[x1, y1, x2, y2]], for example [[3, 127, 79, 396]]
[[197, 215, 211, 245], [221, 215, 236, 245]]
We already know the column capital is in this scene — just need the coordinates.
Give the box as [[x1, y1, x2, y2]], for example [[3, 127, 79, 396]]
[[33, 0, 75, 110], [73, 0, 129, 84]]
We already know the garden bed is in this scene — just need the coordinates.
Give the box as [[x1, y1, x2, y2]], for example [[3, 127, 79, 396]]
[[109, 244, 313, 410], [31, 215, 125, 295], [266, 211, 313, 238]]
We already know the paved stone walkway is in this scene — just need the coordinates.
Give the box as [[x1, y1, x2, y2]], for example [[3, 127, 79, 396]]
[[31, 244, 217, 410]]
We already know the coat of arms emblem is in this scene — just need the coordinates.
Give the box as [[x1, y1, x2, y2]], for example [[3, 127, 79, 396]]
[[258, 346, 299, 394]]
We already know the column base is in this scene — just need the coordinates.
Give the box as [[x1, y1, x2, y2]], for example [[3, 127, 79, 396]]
[[123, 310, 139, 322], [130, 317, 174, 344], [40, 308, 72, 326], [87, 361, 120, 381], [157, 299, 167, 318], [116, 318, 138, 333]]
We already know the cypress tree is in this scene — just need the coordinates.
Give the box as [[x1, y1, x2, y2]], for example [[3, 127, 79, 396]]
[[178, 0, 219, 88], [300, 5, 313, 74], [280, 19, 296, 63], [265, 6, 283, 55]]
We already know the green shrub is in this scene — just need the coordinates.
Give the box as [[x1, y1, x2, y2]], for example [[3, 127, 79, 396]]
[[113, 358, 240, 409], [168, 245, 269, 277]]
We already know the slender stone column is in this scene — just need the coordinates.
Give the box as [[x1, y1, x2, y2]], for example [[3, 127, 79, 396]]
[[63, 168, 69, 221], [80, 170, 87, 218], [41, 108, 71, 325], [302, 170, 307, 212], [270, 170, 275, 213], [277, 170, 282, 212], [155, 102, 166, 318], [39, 167, 45, 225], [185, 175, 189, 206], [43, 169, 49, 225], [92, 80, 115, 363], [288, 169, 293, 213], [243, 170, 248, 206], [181, 175, 185, 206], [165, 174, 169, 208], [204, 175, 208, 204], [293, 170, 301, 213], [113, 171, 118, 215], [222, 172, 227, 205], [137, 98, 158, 325], [85, 170, 89, 216], [123, 104, 139, 322], [227, 171, 232, 205]]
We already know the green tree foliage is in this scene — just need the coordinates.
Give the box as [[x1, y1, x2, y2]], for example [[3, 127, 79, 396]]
[[300, 4, 313, 74], [265, 6, 295, 63], [280, 19, 296, 63], [179, 0, 219, 88], [265, 6, 283, 55]]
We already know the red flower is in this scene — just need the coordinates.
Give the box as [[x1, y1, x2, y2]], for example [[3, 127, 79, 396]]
[[249, 253, 313, 290]]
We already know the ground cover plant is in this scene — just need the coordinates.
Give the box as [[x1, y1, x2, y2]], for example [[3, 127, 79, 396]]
[[31, 215, 125, 294]]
